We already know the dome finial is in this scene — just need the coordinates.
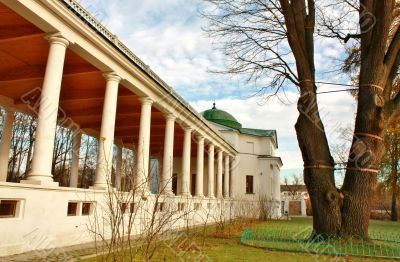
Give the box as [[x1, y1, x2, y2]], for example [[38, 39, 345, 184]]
[[212, 101, 216, 109]]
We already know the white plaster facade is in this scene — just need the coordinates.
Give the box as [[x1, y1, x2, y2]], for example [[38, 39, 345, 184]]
[[203, 117, 282, 218], [0, 0, 282, 256]]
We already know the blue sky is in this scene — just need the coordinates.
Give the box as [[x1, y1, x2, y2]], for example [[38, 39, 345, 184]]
[[77, 0, 357, 181]]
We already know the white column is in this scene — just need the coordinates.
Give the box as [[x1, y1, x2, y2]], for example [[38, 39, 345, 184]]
[[217, 149, 223, 198], [195, 135, 204, 197], [301, 198, 307, 216], [69, 131, 81, 188], [23, 33, 69, 186], [207, 144, 215, 198], [181, 126, 192, 196], [115, 144, 123, 190], [224, 155, 230, 198], [230, 156, 238, 198], [136, 97, 153, 194], [0, 110, 14, 182], [93, 73, 121, 188], [161, 114, 175, 195]]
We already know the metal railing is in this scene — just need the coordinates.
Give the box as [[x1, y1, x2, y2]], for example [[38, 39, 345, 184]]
[[240, 228, 400, 259]]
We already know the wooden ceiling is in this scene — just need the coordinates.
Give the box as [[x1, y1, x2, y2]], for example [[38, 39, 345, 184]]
[[0, 2, 205, 157]]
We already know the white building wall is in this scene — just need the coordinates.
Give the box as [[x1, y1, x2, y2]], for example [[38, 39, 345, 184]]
[[0, 182, 262, 257], [207, 122, 281, 207]]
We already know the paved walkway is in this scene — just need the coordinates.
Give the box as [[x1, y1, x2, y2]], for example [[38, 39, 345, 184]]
[[0, 242, 100, 262]]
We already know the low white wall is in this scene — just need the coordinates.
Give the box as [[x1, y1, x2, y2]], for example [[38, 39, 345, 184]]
[[0, 182, 269, 257]]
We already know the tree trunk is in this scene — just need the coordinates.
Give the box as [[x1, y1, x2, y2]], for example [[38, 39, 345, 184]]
[[340, 0, 396, 239], [391, 161, 399, 221], [295, 87, 342, 238], [391, 187, 398, 221], [340, 64, 386, 238], [279, 0, 343, 237]]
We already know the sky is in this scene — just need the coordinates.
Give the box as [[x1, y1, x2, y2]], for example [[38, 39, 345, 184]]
[[77, 0, 358, 181]]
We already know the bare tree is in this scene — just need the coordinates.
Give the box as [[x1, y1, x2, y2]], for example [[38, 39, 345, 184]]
[[284, 174, 305, 200], [203, 0, 400, 239]]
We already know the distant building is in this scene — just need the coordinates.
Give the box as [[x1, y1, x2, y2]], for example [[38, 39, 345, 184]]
[[202, 104, 283, 217], [280, 185, 310, 216]]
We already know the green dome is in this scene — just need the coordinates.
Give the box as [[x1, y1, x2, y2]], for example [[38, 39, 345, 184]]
[[202, 103, 242, 129]]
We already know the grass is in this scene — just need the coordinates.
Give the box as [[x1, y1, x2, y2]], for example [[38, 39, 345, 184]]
[[80, 217, 400, 262]]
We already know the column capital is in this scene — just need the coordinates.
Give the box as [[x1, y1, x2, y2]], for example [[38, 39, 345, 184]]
[[139, 96, 154, 105], [182, 125, 192, 132], [46, 33, 70, 48], [164, 113, 176, 121], [103, 72, 121, 83], [196, 134, 205, 141]]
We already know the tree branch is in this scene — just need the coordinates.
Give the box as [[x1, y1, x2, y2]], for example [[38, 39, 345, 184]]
[[385, 25, 400, 71], [393, 91, 400, 110]]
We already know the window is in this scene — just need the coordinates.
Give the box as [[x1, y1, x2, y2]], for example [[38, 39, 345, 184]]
[[0, 200, 18, 218], [67, 202, 78, 216], [246, 176, 254, 194], [130, 203, 136, 213], [120, 202, 128, 214], [82, 202, 92, 216], [178, 203, 185, 211], [194, 203, 201, 210], [246, 142, 255, 154], [157, 202, 165, 212]]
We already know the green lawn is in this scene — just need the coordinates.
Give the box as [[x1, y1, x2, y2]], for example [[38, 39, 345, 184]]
[[81, 217, 400, 262], [242, 217, 400, 260]]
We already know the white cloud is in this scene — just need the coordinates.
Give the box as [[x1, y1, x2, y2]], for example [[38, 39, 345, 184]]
[[77, 0, 357, 170], [192, 90, 356, 170]]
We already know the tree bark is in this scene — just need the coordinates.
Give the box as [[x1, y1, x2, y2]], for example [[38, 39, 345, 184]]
[[295, 86, 342, 238], [280, 0, 342, 237], [341, 0, 395, 238]]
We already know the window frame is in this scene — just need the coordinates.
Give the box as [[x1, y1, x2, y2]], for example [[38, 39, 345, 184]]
[[0, 200, 19, 218], [246, 175, 254, 194], [67, 202, 79, 216], [178, 202, 185, 212], [194, 203, 201, 210], [81, 202, 93, 216], [120, 202, 128, 214]]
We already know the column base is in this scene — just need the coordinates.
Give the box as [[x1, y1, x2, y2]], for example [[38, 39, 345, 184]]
[[90, 181, 112, 190], [162, 191, 175, 196], [20, 179, 59, 187], [180, 193, 192, 198], [89, 185, 108, 191], [194, 194, 204, 198]]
